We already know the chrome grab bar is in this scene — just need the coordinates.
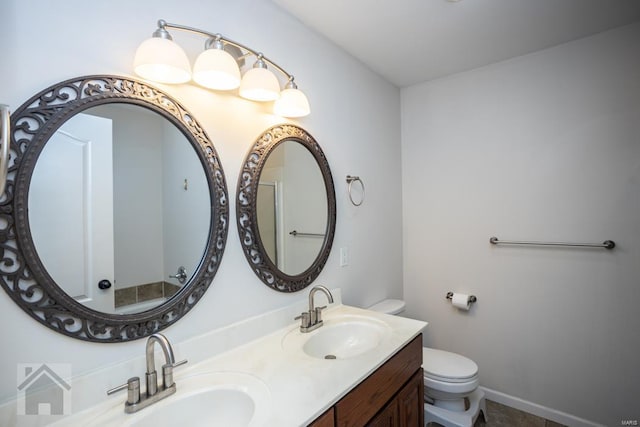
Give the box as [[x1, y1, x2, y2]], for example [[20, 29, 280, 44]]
[[0, 104, 10, 196], [489, 237, 615, 250]]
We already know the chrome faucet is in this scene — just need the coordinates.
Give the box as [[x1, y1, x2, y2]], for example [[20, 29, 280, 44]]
[[296, 285, 334, 333], [107, 333, 187, 414]]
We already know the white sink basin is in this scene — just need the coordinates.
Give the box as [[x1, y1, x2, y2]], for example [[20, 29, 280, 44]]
[[62, 372, 270, 427], [283, 314, 392, 359]]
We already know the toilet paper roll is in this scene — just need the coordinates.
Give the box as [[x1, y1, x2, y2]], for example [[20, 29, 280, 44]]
[[451, 293, 471, 311]]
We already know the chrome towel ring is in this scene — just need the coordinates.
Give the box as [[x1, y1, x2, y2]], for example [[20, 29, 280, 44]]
[[346, 175, 365, 206], [0, 104, 10, 197]]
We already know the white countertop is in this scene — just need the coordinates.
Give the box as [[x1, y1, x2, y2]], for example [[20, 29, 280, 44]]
[[2, 295, 427, 427], [201, 304, 427, 426]]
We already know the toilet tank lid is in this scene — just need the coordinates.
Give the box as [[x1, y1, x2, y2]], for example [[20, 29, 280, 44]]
[[368, 299, 406, 314]]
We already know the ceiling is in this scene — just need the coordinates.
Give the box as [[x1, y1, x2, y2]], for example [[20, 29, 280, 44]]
[[272, 0, 640, 87]]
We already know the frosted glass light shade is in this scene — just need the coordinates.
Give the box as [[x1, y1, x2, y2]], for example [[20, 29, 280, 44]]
[[134, 37, 191, 84], [239, 67, 280, 102], [193, 48, 241, 90], [274, 87, 310, 117]]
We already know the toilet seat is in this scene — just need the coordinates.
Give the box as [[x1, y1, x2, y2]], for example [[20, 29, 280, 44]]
[[422, 348, 478, 381], [422, 347, 479, 395]]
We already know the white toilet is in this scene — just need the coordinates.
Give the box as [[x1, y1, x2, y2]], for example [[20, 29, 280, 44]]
[[368, 299, 487, 427]]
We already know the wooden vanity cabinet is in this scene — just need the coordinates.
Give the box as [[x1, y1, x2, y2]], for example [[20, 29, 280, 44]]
[[309, 334, 423, 427], [312, 407, 336, 427]]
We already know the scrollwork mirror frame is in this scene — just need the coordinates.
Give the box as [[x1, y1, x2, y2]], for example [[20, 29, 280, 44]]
[[1, 75, 229, 342], [236, 125, 336, 292]]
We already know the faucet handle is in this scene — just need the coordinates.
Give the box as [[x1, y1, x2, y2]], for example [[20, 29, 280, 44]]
[[314, 305, 328, 324], [107, 377, 141, 405], [295, 311, 311, 329], [162, 359, 188, 388], [167, 359, 188, 369]]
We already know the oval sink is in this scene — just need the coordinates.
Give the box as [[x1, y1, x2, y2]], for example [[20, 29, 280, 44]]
[[124, 389, 254, 427], [83, 372, 270, 427], [283, 315, 392, 359]]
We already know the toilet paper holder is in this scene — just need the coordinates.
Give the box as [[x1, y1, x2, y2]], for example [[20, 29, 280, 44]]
[[446, 292, 477, 304]]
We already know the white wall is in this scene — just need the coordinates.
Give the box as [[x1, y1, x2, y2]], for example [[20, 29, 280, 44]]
[[401, 22, 640, 426], [282, 142, 328, 274], [0, 0, 402, 405], [95, 105, 166, 289], [258, 154, 284, 266], [93, 105, 210, 290], [161, 120, 210, 288]]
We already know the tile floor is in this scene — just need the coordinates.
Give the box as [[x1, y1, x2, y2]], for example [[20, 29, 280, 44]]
[[428, 400, 567, 427], [475, 400, 566, 427]]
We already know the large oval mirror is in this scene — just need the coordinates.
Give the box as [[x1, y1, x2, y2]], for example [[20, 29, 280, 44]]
[[1, 76, 229, 342], [237, 125, 336, 292]]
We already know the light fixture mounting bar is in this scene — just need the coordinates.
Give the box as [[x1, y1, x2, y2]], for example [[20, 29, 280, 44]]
[[158, 20, 294, 82]]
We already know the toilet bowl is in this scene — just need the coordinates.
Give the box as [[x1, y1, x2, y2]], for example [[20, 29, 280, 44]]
[[368, 299, 486, 427]]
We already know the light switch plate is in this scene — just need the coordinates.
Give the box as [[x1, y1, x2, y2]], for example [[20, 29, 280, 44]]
[[340, 247, 349, 267]]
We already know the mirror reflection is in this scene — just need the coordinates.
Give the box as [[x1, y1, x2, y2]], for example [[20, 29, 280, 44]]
[[256, 141, 328, 275], [28, 104, 210, 315]]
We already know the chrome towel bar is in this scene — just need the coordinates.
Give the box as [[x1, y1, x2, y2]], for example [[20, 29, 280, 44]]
[[289, 230, 325, 237], [489, 236, 615, 250]]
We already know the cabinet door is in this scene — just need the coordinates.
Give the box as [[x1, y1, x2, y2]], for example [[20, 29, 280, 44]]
[[309, 407, 335, 427], [336, 336, 423, 426], [367, 400, 398, 427], [397, 369, 424, 427], [366, 368, 423, 427]]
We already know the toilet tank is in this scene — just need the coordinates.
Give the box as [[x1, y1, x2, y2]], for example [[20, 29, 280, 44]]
[[368, 299, 406, 315]]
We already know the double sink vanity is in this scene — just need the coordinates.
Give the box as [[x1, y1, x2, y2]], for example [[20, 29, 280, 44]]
[[1, 76, 425, 426], [48, 291, 426, 426]]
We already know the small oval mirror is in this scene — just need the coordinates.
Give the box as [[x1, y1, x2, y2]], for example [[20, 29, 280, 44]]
[[237, 125, 336, 292]]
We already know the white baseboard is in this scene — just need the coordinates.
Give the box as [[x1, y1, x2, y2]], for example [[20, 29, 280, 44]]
[[479, 387, 605, 427]]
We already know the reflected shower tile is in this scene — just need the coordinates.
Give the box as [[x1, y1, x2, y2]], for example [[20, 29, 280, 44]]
[[115, 287, 137, 308], [163, 282, 181, 298], [138, 282, 163, 302]]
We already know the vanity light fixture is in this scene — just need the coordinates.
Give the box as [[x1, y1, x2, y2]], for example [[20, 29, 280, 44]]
[[133, 19, 311, 118], [133, 25, 191, 84], [192, 36, 241, 90], [274, 80, 311, 118], [239, 54, 281, 102]]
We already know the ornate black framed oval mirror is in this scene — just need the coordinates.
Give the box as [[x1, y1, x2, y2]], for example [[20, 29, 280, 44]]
[[237, 125, 336, 292], [1, 75, 229, 342]]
